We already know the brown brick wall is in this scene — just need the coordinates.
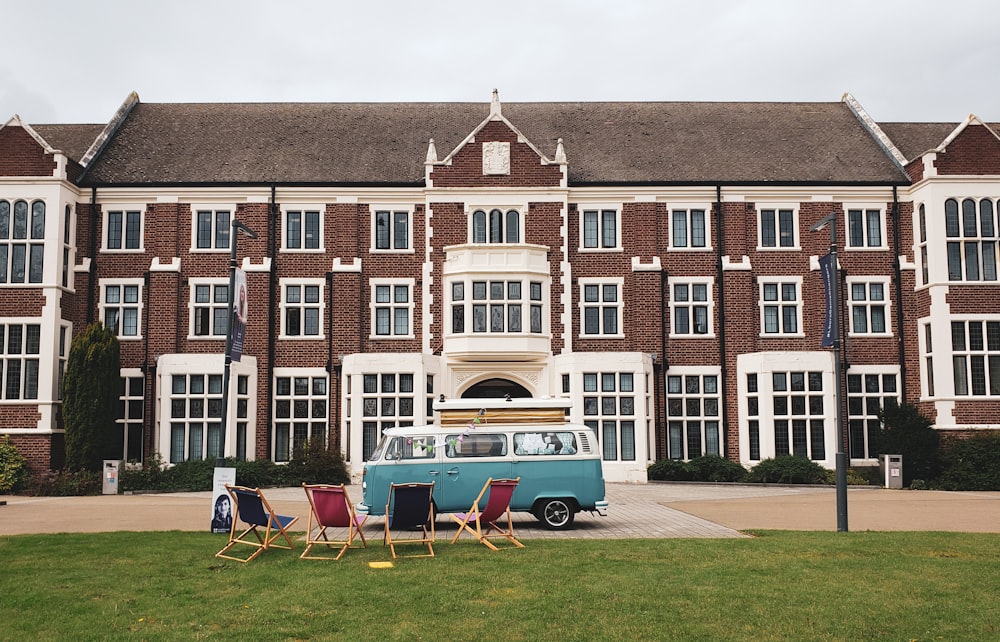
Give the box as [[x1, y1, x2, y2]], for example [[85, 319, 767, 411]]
[[933, 125, 1000, 176], [430, 121, 563, 188], [0, 126, 58, 177]]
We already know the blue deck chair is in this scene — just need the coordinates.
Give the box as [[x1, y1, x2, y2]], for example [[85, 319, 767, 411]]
[[216, 484, 299, 563], [383, 482, 435, 559]]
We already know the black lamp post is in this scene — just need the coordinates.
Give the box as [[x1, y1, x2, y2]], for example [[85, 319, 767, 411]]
[[217, 219, 257, 467], [810, 212, 849, 532]]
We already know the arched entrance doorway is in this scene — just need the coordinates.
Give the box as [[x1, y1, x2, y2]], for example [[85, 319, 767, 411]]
[[460, 378, 531, 399]]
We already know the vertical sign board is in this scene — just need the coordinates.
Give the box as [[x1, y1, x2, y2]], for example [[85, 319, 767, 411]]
[[819, 253, 835, 348], [210, 467, 237, 533], [231, 268, 248, 362]]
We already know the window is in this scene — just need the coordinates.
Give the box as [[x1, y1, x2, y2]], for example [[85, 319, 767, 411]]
[[0, 324, 41, 400], [372, 280, 413, 337], [362, 373, 416, 460], [104, 207, 142, 250], [759, 208, 796, 248], [512, 432, 577, 456], [918, 203, 929, 285], [848, 371, 898, 460], [191, 281, 229, 337], [273, 374, 327, 462], [281, 280, 322, 337], [117, 373, 145, 462], [847, 208, 883, 248], [848, 278, 889, 335], [924, 323, 936, 397], [583, 372, 635, 461], [449, 433, 510, 458], [374, 209, 410, 250], [62, 204, 72, 288], [0, 200, 44, 283], [669, 279, 712, 336], [193, 208, 230, 250], [451, 279, 543, 335], [951, 320, 1000, 396], [580, 280, 622, 336], [100, 279, 143, 338], [772, 371, 826, 460], [284, 208, 322, 250], [581, 208, 618, 249], [760, 279, 801, 335], [667, 372, 721, 459], [169, 374, 222, 462], [671, 208, 708, 249], [946, 198, 998, 281], [471, 209, 520, 244], [57, 326, 68, 401]]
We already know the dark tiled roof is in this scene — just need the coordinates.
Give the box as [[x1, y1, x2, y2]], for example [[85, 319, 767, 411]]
[[31, 124, 105, 165], [877, 122, 959, 162], [80, 101, 911, 186]]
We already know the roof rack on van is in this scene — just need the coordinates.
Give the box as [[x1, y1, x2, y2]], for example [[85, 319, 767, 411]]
[[434, 397, 571, 428]]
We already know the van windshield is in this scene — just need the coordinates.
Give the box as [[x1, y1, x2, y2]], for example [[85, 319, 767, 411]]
[[513, 431, 578, 455]]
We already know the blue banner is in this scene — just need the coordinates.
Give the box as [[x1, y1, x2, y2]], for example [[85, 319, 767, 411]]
[[231, 269, 248, 362], [819, 253, 835, 347]]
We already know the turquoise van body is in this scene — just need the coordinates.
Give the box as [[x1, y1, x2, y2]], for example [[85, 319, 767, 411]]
[[358, 416, 608, 529]]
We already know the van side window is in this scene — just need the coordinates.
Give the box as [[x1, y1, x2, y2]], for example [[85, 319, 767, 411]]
[[514, 431, 578, 455], [445, 433, 507, 458], [385, 436, 435, 460]]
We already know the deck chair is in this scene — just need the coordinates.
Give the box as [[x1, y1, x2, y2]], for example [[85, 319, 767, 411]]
[[449, 477, 525, 550], [215, 484, 299, 563], [300, 483, 368, 560], [383, 482, 435, 559]]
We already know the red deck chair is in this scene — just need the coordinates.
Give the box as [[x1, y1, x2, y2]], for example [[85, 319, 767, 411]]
[[301, 483, 368, 560], [215, 485, 299, 563], [449, 477, 525, 550], [384, 482, 436, 559]]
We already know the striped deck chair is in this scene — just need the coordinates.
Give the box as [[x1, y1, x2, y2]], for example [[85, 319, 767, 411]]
[[449, 477, 524, 550], [301, 483, 368, 560]]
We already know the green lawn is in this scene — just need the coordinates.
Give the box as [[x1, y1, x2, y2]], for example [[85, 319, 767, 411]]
[[1, 530, 998, 641]]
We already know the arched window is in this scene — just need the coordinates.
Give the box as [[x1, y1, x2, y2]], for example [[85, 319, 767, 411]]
[[505, 209, 520, 243], [472, 210, 486, 243], [471, 208, 521, 244], [489, 209, 503, 243], [31, 201, 45, 239]]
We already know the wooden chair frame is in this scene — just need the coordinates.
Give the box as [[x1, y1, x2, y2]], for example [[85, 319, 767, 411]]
[[383, 482, 436, 559], [215, 484, 299, 563], [301, 483, 368, 560], [450, 477, 524, 551]]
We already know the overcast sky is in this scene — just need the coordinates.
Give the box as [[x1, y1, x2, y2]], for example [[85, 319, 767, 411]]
[[2, 0, 997, 125]]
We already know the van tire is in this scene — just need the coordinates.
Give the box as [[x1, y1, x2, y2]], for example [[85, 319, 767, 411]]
[[535, 498, 575, 530]]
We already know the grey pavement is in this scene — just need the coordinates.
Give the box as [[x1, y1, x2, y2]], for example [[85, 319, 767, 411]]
[[2, 482, 999, 537]]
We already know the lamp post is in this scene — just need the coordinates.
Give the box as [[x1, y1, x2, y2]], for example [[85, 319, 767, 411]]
[[810, 212, 848, 532], [217, 219, 257, 467]]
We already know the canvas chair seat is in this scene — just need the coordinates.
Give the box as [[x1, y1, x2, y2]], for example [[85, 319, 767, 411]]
[[384, 482, 436, 559], [301, 483, 368, 560], [449, 477, 524, 550], [215, 484, 299, 563]]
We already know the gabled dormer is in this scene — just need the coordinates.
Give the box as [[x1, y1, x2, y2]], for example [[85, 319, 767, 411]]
[[906, 115, 1000, 181], [425, 90, 567, 189], [0, 115, 68, 180]]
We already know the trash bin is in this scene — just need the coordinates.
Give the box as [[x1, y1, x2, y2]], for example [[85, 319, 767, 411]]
[[103, 460, 121, 495], [880, 454, 903, 489]]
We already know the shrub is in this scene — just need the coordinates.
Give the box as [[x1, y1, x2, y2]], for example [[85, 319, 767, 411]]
[[872, 402, 940, 486], [647, 456, 747, 482], [26, 469, 102, 496], [936, 432, 1000, 491], [284, 438, 350, 486], [746, 456, 827, 484], [0, 436, 28, 493]]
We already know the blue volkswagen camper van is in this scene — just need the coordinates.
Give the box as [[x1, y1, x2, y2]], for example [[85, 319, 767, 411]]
[[357, 398, 608, 529]]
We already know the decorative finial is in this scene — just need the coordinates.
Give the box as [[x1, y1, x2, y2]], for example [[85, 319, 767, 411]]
[[554, 138, 566, 163], [425, 138, 438, 163], [490, 89, 501, 117]]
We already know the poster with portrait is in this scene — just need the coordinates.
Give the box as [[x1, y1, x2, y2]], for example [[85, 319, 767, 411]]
[[231, 268, 248, 362], [210, 466, 236, 533]]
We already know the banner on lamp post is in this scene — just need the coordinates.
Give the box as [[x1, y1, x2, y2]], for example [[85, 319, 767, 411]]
[[232, 268, 248, 362], [819, 252, 835, 348]]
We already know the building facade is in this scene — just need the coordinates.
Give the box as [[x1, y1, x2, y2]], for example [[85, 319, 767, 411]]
[[2, 91, 998, 482]]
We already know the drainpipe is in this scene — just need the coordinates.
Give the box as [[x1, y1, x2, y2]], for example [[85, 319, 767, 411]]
[[266, 185, 278, 460], [892, 186, 906, 396], [716, 185, 729, 458]]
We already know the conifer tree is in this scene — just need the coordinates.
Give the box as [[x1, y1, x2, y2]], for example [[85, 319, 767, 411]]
[[63, 322, 121, 472]]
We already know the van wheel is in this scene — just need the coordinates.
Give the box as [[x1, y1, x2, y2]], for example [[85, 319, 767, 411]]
[[535, 499, 574, 530]]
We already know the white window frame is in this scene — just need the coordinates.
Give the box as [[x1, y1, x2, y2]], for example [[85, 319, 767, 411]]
[[665, 367, 723, 460], [101, 205, 144, 252], [579, 277, 624, 338], [370, 278, 415, 339], [99, 277, 144, 339], [668, 277, 714, 337], [0, 198, 46, 284], [118, 368, 145, 462], [950, 318, 1000, 396], [189, 205, 232, 252], [372, 206, 413, 252], [756, 205, 799, 250], [945, 197, 999, 282], [579, 205, 622, 252], [282, 205, 325, 252], [846, 276, 891, 337], [845, 205, 887, 250], [846, 366, 900, 462], [0, 321, 42, 401], [359, 371, 418, 460], [279, 278, 325, 339], [272, 368, 329, 462], [189, 278, 229, 339], [758, 277, 803, 337], [582, 371, 637, 462], [669, 204, 712, 250]]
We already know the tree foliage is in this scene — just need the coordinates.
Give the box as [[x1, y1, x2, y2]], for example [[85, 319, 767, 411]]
[[63, 323, 121, 472], [872, 402, 940, 486]]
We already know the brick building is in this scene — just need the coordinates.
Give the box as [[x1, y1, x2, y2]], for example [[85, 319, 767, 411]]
[[2, 90, 998, 482]]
